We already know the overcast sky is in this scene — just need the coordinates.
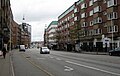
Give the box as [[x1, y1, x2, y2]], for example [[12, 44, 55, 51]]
[[10, 0, 77, 42]]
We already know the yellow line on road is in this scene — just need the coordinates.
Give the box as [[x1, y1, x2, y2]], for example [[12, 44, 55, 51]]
[[10, 52, 15, 76], [21, 54, 54, 76]]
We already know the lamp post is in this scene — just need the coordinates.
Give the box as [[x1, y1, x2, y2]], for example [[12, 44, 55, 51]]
[[111, 19, 114, 50]]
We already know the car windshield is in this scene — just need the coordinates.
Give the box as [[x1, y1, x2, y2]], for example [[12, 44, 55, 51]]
[[42, 47, 48, 50], [115, 47, 120, 51]]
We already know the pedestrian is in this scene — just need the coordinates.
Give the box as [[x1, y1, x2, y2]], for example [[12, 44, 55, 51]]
[[2, 47, 7, 59]]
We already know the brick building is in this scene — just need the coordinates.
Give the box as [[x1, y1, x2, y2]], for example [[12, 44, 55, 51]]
[[0, 0, 13, 50], [57, 0, 120, 52]]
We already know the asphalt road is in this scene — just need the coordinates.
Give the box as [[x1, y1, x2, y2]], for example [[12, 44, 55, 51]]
[[12, 48, 120, 76]]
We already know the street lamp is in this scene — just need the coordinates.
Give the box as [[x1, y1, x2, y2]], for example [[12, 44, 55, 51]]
[[111, 19, 114, 50]]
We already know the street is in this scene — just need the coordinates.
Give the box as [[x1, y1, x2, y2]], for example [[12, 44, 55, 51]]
[[11, 48, 120, 76]]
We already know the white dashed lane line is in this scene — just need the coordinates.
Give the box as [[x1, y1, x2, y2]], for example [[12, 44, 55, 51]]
[[66, 61, 120, 76], [49, 56, 54, 58], [64, 66, 74, 72], [56, 58, 62, 61]]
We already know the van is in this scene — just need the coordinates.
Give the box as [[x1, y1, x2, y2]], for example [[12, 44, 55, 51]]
[[19, 45, 26, 52]]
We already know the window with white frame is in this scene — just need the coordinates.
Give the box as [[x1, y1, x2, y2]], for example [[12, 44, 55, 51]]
[[94, 29, 102, 35], [93, 0, 98, 2], [74, 8, 78, 13], [107, 0, 117, 7], [67, 17, 70, 20], [107, 12, 117, 20], [103, 0, 107, 3], [89, 10, 93, 16], [107, 25, 118, 33], [81, 3, 87, 9], [114, 25, 118, 32], [94, 6, 101, 13], [90, 21, 93, 26], [81, 22, 87, 27], [74, 16, 78, 21], [89, 0, 93, 6], [83, 31, 86, 36], [81, 12, 87, 18], [94, 17, 102, 24], [72, 14, 74, 18], [71, 22, 74, 25], [89, 30, 94, 35]]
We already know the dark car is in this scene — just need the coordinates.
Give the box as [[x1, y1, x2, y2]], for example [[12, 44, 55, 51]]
[[109, 47, 120, 56]]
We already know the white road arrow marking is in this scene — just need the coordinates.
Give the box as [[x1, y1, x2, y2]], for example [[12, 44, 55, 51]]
[[64, 66, 74, 72]]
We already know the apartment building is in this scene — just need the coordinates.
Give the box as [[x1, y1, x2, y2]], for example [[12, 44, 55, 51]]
[[12, 20, 19, 48], [46, 21, 58, 49], [57, 0, 120, 52], [57, 4, 76, 51], [20, 22, 31, 48], [0, 0, 13, 50]]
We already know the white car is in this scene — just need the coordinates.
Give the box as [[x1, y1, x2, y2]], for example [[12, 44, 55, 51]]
[[19, 45, 26, 52], [40, 47, 50, 54]]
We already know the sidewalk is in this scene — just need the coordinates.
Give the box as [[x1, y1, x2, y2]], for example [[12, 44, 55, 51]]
[[0, 51, 13, 76]]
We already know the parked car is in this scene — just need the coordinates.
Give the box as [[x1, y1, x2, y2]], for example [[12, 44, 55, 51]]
[[19, 45, 26, 52], [40, 47, 50, 54], [109, 47, 120, 56]]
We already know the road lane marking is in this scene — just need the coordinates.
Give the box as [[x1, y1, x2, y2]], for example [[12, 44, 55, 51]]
[[21, 54, 54, 76], [10, 53, 15, 76], [66, 61, 120, 76], [56, 58, 61, 61], [64, 66, 74, 72], [37, 58, 45, 60], [49, 56, 54, 58]]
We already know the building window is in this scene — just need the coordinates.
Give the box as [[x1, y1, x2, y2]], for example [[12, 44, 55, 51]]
[[94, 29, 102, 35], [114, 25, 118, 32], [89, 0, 93, 6], [83, 31, 86, 36], [94, 17, 102, 24], [107, 12, 117, 20], [94, 6, 101, 13], [90, 21, 94, 26], [81, 3, 87, 9], [107, 25, 118, 33], [74, 8, 78, 13], [81, 12, 87, 18], [89, 30, 94, 36], [107, 0, 117, 7], [72, 14, 74, 18], [103, 0, 107, 3], [93, 0, 98, 2], [89, 10, 93, 16], [74, 16, 78, 21], [81, 22, 87, 27]]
